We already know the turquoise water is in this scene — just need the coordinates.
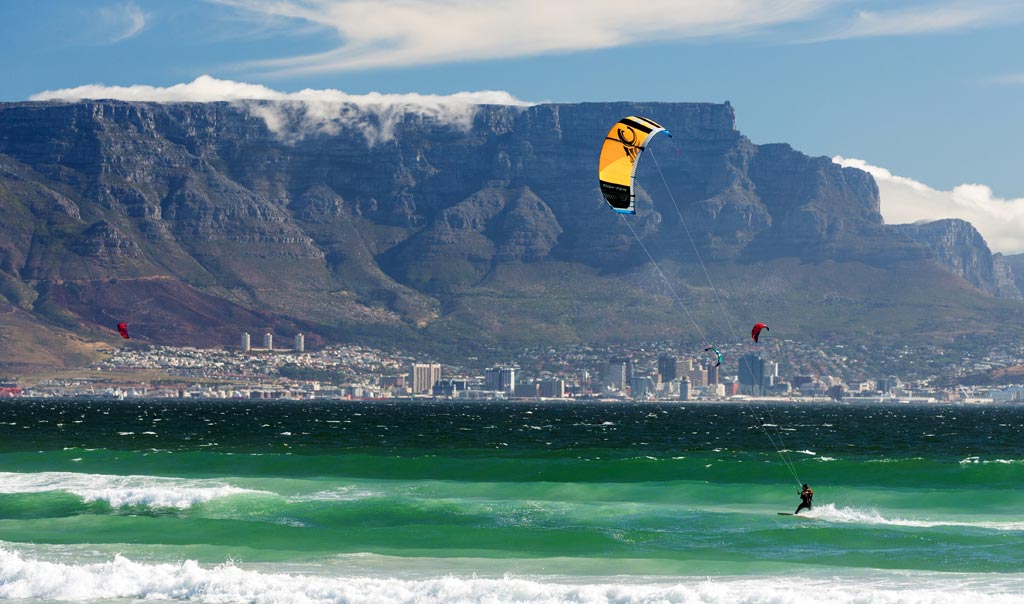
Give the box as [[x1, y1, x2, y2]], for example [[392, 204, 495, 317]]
[[0, 400, 1022, 603]]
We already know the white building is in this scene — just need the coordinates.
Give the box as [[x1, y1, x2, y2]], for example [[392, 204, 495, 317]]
[[263, 333, 273, 350], [241, 332, 251, 352], [294, 333, 305, 353], [410, 363, 442, 394], [679, 376, 691, 401]]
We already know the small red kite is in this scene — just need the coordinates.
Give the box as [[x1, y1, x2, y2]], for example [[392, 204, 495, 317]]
[[751, 322, 768, 343], [116, 322, 130, 339]]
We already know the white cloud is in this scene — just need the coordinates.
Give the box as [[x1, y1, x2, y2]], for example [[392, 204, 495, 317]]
[[29, 75, 533, 145], [834, 156, 1024, 254], [98, 1, 148, 43], [985, 72, 1024, 86], [210, 0, 830, 74], [202, 1, 1024, 73], [807, 1, 1022, 42]]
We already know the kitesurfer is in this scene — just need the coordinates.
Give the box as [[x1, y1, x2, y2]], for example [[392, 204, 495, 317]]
[[795, 484, 813, 514]]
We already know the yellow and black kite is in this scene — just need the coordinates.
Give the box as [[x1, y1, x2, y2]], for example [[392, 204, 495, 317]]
[[597, 116, 671, 214]]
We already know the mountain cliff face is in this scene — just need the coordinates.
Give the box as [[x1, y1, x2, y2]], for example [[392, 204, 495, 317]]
[[0, 99, 1018, 359], [890, 220, 1021, 299], [999, 253, 1024, 296]]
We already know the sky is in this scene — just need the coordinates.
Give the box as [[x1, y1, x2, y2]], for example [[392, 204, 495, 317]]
[[2, 0, 1024, 251]]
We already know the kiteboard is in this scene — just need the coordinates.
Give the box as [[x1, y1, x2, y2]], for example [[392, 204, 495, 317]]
[[777, 512, 819, 519]]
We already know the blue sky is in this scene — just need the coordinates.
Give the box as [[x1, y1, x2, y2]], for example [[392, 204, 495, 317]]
[[2, 0, 1023, 248]]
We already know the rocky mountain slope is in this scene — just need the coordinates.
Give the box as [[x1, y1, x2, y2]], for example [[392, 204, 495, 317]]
[[0, 99, 1019, 368]]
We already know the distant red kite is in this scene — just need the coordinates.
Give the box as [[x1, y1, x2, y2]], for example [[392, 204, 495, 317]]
[[117, 322, 130, 339], [751, 322, 768, 343]]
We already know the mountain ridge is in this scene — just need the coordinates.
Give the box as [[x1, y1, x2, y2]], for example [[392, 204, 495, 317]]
[[0, 99, 1020, 367]]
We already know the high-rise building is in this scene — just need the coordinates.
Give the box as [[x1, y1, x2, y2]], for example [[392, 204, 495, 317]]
[[485, 366, 517, 393], [706, 362, 719, 385], [606, 357, 631, 392], [679, 376, 691, 401], [263, 333, 273, 350], [539, 378, 566, 398], [630, 376, 656, 399], [657, 355, 678, 382], [619, 357, 634, 382], [432, 379, 467, 397], [878, 376, 902, 393], [514, 382, 539, 398], [410, 363, 442, 394], [688, 365, 707, 387], [485, 368, 499, 391], [500, 366, 516, 393], [738, 354, 765, 396], [294, 333, 305, 353], [241, 332, 251, 352]]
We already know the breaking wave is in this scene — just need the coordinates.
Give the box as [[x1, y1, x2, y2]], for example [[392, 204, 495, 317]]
[[0, 548, 1021, 604], [0, 472, 267, 509]]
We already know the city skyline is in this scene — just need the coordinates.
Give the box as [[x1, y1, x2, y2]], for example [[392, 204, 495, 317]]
[[6, 337, 1019, 405]]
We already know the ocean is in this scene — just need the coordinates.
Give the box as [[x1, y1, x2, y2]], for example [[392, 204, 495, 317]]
[[0, 399, 1022, 603]]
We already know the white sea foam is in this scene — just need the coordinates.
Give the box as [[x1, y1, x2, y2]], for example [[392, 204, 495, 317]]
[[799, 503, 1024, 531], [960, 456, 1024, 465], [0, 472, 268, 509], [288, 486, 378, 503], [866, 457, 924, 463], [0, 548, 1022, 603]]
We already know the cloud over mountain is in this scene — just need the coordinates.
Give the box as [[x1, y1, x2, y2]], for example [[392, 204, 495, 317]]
[[835, 156, 1024, 254], [30, 75, 533, 144]]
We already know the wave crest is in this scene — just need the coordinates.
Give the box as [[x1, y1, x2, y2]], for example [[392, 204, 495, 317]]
[[0, 472, 267, 509], [0, 548, 1022, 604], [797, 503, 1024, 531]]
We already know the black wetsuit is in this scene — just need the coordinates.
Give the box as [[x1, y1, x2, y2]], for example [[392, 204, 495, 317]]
[[795, 488, 813, 514]]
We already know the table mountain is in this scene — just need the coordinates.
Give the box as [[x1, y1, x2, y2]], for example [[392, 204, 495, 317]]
[[0, 99, 1019, 366]]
